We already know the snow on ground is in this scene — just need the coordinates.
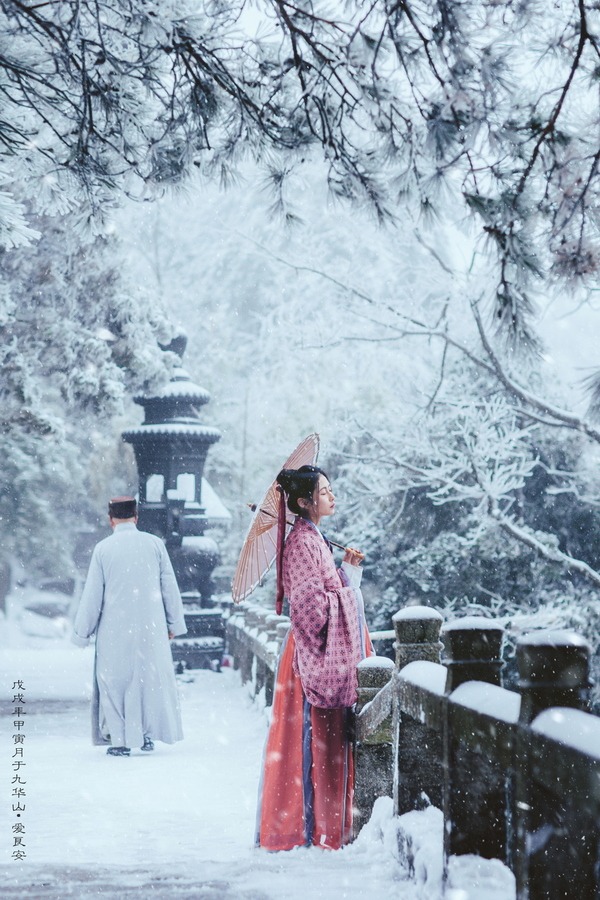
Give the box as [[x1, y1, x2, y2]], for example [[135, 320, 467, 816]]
[[0, 633, 514, 899]]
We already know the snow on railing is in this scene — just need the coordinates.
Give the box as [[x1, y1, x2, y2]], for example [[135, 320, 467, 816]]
[[227, 598, 599, 900], [226, 602, 391, 708], [226, 602, 290, 705], [356, 607, 597, 900]]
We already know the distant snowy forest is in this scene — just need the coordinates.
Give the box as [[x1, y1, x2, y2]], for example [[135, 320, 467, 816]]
[[3, 0, 600, 681]]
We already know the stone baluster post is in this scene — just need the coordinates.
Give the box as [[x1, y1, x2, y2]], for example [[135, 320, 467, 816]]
[[236, 602, 254, 685], [263, 614, 288, 705], [353, 656, 395, 834], [516, 630, 591, 725], [393, 607, 444, 669], [393, 606, 445, 814], [513, 630, 593, 900], [226, 605, 241, 668], [275, 620, 290, 654], [443, 617, 505, 692], [242, 604, 259, 629], [252, 607, 271, 698], [442, 617, 509, 863]]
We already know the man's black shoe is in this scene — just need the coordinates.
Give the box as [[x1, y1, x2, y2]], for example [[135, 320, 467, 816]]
[[141, 737, 154, 752], [107, 746, 130, 756]]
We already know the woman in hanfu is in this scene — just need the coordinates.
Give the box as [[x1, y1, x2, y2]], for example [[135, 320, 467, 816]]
[[256, 465, 372, 852]]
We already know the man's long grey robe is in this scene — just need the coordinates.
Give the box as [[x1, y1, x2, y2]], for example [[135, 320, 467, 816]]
[[72, 522, 187, 748]]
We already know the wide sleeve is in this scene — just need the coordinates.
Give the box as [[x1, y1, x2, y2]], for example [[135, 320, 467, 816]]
[[158, 542, 187, 637], [340, 561, 363, 589], [71, 546, 105, 646], [285, 535, 364, 709]]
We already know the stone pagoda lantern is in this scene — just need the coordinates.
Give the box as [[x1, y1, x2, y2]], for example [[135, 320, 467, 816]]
[[122, 335, 231, 668]]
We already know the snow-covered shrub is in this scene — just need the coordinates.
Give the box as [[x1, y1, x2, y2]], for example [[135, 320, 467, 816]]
[[0, 204, 176, 577]]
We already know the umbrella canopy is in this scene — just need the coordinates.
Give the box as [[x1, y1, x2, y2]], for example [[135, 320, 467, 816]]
[[231, 433, 320, 604]]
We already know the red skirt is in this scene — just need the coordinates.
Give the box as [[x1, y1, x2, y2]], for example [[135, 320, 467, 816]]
[[256, 629, 355, 851]]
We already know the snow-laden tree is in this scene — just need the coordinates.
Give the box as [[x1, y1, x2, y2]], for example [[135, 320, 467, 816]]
[[4, 0, 598, 606], [115, 162, 450, 529], [297, 201, 600, 596], [332, 371, 600, 696], [14, 0, 597, 300], [4, 0, 600, 355], [0, 204, 176, 577], [116, 158, 600, 655]]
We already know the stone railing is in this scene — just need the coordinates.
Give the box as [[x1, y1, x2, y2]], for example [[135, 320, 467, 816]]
[[226, 601, 291, 705], [356, 606, 598, 900], [227, 600, 600, 900], [226, 601, 393, 704]]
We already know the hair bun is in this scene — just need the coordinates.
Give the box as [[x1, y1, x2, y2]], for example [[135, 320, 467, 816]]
[[275, 465, 327, 517], [276, 466, 321, 494], [276, 469, 297, 493]]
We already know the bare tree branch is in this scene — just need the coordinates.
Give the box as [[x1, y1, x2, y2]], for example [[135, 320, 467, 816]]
[[471, 296, 600, 443], [490, 499, 600, 590]]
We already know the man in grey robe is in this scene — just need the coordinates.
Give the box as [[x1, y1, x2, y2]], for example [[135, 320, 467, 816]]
[[72, 496, 187, 756]]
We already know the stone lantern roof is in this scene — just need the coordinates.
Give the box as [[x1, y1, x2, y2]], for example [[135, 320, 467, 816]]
[[124, 366, 219, 438]]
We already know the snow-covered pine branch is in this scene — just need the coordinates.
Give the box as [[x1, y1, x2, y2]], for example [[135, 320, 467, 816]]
[[1, 0, 600, 353], [470, 298, 600, 440]]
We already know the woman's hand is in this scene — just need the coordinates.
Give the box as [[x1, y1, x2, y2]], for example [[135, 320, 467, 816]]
[[343, 546, 365, 567]]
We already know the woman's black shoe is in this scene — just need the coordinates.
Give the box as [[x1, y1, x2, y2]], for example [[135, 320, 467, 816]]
[[141, 737, 154, 752], [107, 746, 130, 756]]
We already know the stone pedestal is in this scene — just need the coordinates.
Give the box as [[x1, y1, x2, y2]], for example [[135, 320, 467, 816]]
[[443, 617, 509, 863], [393, 606, 445, 815], [353, 656, 395, 835], [514, 630, 593, 900]]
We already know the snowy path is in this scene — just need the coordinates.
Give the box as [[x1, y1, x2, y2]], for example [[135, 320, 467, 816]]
[[0, 645, 514, 899]]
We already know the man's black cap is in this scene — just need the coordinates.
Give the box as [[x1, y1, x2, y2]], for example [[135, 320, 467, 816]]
[[108, 496, 137, 519]]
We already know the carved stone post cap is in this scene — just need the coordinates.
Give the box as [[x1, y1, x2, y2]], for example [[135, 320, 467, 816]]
[[517, 630, 591, 687], [518, 628, 589, 648], [265, 613, 288, 626], [264, 613, 287, 640], [392, 606, 443, 643], [442, 616, 504, 661], [517, 629, 591, 723], [242, 605, 257, 625], [443, 615, 504, 632], [357, 655, 395, 688], [244, 604, 270, 629], [254, 607, 271, 625]]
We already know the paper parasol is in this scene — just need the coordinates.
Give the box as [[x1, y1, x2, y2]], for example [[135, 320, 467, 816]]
[[231, 433, 320, 603]]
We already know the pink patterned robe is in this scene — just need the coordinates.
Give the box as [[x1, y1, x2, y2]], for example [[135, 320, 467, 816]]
[[257, 516, 371, 851]]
